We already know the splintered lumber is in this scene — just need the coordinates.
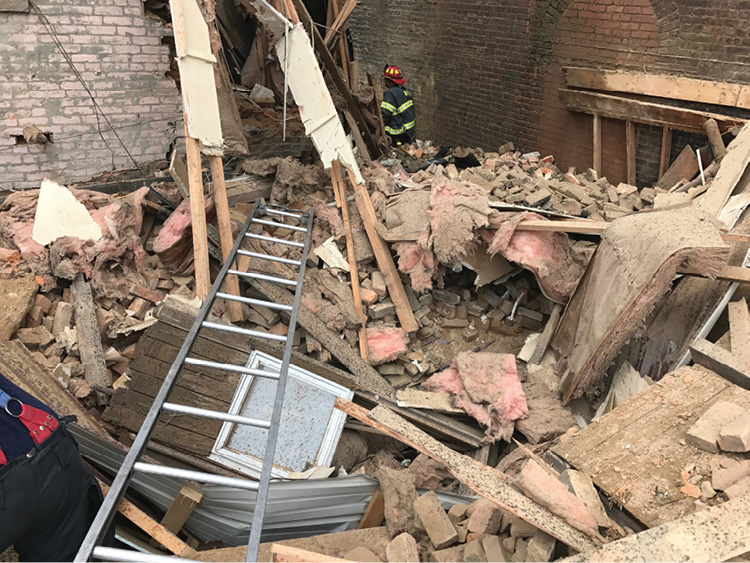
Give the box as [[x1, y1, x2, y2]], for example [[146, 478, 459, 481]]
[[208, 155, 243, 322], [72, 274, 110, 392], [564, 67, 750, 110], [698, 122, 750, 216], [335, 398, 599, 553], [729, 298, 750, 364], [529, 304, 562, 365], [357, 490, 384, 529], [689, 338, 750, 390], [655, 144, 698, 189], [184, 131, 211, 300], [563, 497, 750, 563], [98, 481, 196, 558], [561, 89, 745, 134], [348, 170, 418, 333], [324, 0, 356, 48]]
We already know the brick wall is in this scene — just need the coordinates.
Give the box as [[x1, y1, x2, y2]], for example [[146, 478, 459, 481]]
[[350, 0, 750, 187], [0, 0, 182, 190]]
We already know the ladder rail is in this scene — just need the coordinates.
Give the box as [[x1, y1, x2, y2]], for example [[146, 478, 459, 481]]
[[74, 202, 262, 562], [244, 210, 314, 562]]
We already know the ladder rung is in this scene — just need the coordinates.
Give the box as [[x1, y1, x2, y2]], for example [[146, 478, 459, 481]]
[[216, 292, 293, 312], [237, 249, 301, 266], [202, 321, 287, 343], [184, 357, 281, 380], [93, 547, 196, 562], [264, 207, 304, 219], [252, 218, 307, 232], [162, 402, 271, 429], [229, 269, 298, 287], [134, 462, 260, 490], [245, 232, 305, 248]]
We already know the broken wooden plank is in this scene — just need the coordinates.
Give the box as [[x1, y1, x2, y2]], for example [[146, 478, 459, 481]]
[[72, 274, 110, 392], [564, 67, 750, 110], [529, 304, 562, 365], [348, 170, 418, 333], [659, 127, 673, 179], [563, 497, 750, 563], [655, 144, 699, 189], [697, 122, 750, 216], [184, 131, 211, 300], [335, 398, 599, 553], [357, 490, 385, 529], [561, 89, 745, 134], [689, 338, 750, 390], [159, 484, 203, 537], [729, 298, 750, 364]]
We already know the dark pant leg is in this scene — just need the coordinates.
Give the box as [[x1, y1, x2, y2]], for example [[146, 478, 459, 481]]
[[12, 428, 109, 562]]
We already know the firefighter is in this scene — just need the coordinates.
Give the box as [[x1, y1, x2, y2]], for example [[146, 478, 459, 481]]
[[0, 373, 111, 561], [381, 65, 416, 146]]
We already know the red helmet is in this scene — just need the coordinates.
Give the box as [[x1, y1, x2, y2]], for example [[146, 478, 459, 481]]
[[383, 65, 406, 85]]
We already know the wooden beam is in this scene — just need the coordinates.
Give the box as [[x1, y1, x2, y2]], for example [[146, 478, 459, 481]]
[[357, 489, 384, 529], [564, 66, 750, 110], [347, 170, 418, 333], [659, 127, 673, 179], [271, 544, 351, 563], [563, 497, 750, 563], [184, 127, 211, 301], [626, 120, 636, 186], [729, 298, 750, 364], [159, 485, 203, 538], [209, 155, 243, 322], [335, 399, 600, 553], [291, 0, 380, 159], [73, 274, 111, 392], [689, 338, 750, 390], [704, 118, 728, 161], [324, 0, 357, 49], [592, 114, 601, 176], [696, 122, 750, 216], [561, 89, 746, 134], [367, 72, 387, 146]]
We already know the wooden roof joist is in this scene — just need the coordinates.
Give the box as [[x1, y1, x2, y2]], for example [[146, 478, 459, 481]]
[[564, 66, 750, 110], [560, 88, 746, 133]]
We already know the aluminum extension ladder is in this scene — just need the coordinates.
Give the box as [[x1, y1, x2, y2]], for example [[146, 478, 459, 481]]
[[75, 201, 314, 563]]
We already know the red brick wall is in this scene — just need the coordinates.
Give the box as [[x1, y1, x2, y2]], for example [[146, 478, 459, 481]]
[[350, 0, 750, 187]]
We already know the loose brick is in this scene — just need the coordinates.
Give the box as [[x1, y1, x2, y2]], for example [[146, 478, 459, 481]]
[[372, 272, 387, 297], [464, 539, 487, 562], [482, 536, 508, 562], [524, 188, 553, 207], [433, 289, 461, 305], [718, 409, 750, 452], [431, 545, 464, 562], [725, 475, 750, 499], [687, 401, 746, 453], [414, 490, 458, 549], [526, 531, 556, 562], [386, 533, 419, 563], [346, 547, 382, 562], [466, 498, 502, 535]]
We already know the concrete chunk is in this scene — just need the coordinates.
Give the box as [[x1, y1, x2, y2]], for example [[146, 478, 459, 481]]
[[527, 531, 556, 562], [687, 401, 746, 453], [509, 517, 537, 538], [414, 490, 458, 549], [718, 409, 750, 452], [386, 533, 419, 563]]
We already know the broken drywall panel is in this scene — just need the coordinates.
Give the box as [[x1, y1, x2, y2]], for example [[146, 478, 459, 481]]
[[169, 0, 223, 152], [274, 24, 364, 184], [32, 179, 103, 246]]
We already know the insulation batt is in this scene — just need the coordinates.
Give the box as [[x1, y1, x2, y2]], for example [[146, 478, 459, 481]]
[[366, 327, 409, 366], [153, 196, 215, 276], [394, 230, 435, 293], [485, 211, 592, 304], [424, 352, 527, 442]]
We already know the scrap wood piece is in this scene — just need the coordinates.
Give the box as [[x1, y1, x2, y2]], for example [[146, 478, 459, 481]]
[[655, 144, 699, 190], [72, 273, 111, 392], [697, 121, 750, 216], [357, 490, 385, 529], [158, 484, 203, 538], [554, 207, 729, 404], [729, 298, 750, 363], [553, 366, 750, 527], [272, 544, 351, 563], [98, 481, 196, 558], [562, 497, 750, 563], [334, 398, 600, 553], [323, 0, 356, 47], [349, 170, 418, 333], [529, 304, 562, 365], [689, 338, 750, 390]]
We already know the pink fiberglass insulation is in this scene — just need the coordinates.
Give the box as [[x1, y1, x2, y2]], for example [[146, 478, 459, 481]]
[[311, 199, 344, 247], [394, 231, 436, 292], [366, 327, 409, 366], [485, 212, 591, 304], [424, 352, 527, 442], [429, 176, 490, 265], [153, 196, 215, 276]]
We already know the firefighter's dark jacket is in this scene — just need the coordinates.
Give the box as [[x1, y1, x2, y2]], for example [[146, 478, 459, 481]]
[[381, 85, 415, 138]]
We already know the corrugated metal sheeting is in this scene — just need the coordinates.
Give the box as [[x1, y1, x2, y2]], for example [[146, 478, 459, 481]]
[[71, 425, 475, 546]]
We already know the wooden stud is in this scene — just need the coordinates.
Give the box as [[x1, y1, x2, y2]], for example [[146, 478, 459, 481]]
[[357, 489, 385, 529], [728, 298, 750, 364], [344, 110, 371, 163], [346, 169, 418, 333], [592, 114, 601, 176], [689, 338, 750, 391], [626, 120, 636, 186], [367, 72, 387, 145], [659, 127, 673, 179], [209, 155, 243, 322], [184, 124, 211, 301], [349, 60, 359, 91], [332, 161, 368, 361]]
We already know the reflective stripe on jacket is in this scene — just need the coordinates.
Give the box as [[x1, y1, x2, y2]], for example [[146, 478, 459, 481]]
[[381, 85, 415, 136]]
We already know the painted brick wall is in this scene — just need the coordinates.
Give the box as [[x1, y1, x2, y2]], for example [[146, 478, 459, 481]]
[[350, 0, 750, 186], [0, 0, 182, 190]]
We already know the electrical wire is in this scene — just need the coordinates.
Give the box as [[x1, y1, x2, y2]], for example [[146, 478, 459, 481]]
[[28, 0, 142, 171]]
